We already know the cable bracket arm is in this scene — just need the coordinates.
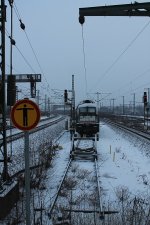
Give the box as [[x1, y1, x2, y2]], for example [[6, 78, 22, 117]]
[[79, 2, 150, 25]]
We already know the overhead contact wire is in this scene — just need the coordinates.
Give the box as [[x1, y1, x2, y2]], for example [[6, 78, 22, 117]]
[[81, 25, 88, 98], [24, 30, 44, 75], [5, 28, 36, 73], [90, 19, 150, 92], [14, 2, 51, 96], [113, 67, 150, 97], [15, 45, 37, 73]]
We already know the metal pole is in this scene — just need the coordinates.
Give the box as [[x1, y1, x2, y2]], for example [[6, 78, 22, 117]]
[[133, 93, 135, 115], [40, 201, 43, 225], [122, 96, 124, 115], [36, 90, 40, 106], [112, 98, 115, 114], [1, 0, 9, 182], [45, 94, 47, 114], [96, 92, 99, 110], [110, 99, 112, 112], [147, 88, 150, 128], [72, 75, 75, 130], [10, 0, 13, 76], [144, 105, 146, 127], [148, 88, 150, 104], [147, 108, 149, 130], [48, 97, 50, 116], [96, 92, 100, 121], [24, 131, 30, 225], [9, 0, 14, 160]]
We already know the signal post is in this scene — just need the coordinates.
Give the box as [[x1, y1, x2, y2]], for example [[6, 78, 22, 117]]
[[11, 99, 40, 225]]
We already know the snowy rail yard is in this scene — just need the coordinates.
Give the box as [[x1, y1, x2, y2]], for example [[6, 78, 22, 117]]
[[1, 119, 150, 224]]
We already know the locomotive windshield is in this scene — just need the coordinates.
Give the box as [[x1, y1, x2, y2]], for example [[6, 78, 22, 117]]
[[79, 107, 96, 113], [78, 107, 96, 122], [88, 107, 96, 113]]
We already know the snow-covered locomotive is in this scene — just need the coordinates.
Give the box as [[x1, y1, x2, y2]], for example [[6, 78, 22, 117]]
[[75, 100, 99, 139]]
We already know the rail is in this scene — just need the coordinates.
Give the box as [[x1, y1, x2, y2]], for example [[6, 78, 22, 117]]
[[0, 116, 65, 143], [48, 159, 72, 218], [48, 135, 105, 224], [104, 119, 150, 141]]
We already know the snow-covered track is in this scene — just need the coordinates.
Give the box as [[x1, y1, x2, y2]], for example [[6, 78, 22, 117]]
[[0, 116, 64, 144], [104, 119, 150, 141], [48, 137, 105, 224]]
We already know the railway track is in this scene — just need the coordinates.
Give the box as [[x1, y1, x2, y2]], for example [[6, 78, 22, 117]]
[[0, 116, 65, 179], [48, 136, 118, 225], [0, 116, 64, 144], [104, 118, 150, 141]]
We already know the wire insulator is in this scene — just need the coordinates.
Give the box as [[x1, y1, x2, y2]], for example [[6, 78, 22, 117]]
[[8, 0, 13, 6], [9, 36, 16, 45], [79, 16, 85, 25], [11, 39, 16, 45], [19, 19, 25, 30]]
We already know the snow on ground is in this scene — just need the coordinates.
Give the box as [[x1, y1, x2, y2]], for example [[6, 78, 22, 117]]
[[1, 119, 150, 224], [44, 131, 71, 208], [0, 117, 65, 175], [0, 119, 67, 225], [45, 120, 150, 209], [38, 120, 150, 223], [98, 121, 150, 204]]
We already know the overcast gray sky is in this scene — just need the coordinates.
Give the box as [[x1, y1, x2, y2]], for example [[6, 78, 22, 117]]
[[5, 0, 150, 107]]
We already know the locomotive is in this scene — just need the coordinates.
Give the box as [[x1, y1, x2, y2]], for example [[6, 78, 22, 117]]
[[75, 99, 99, 139]]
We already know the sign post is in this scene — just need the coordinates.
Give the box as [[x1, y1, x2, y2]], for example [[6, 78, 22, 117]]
[[24, 131, 30, 225], [11, 99, 40, 225]]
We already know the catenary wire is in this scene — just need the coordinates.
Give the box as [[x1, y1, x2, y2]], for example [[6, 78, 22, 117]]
[[111, 67, 150, 103], [89, 19, 150, 92], [15, 45, 37, 73], [8, 2, 50, 96], [5, 28, 37, 73], [13, 2, 52, 96], [6, 63, 21, 73], [112, 67, 150, 96], [81, 25, 88, 98]]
